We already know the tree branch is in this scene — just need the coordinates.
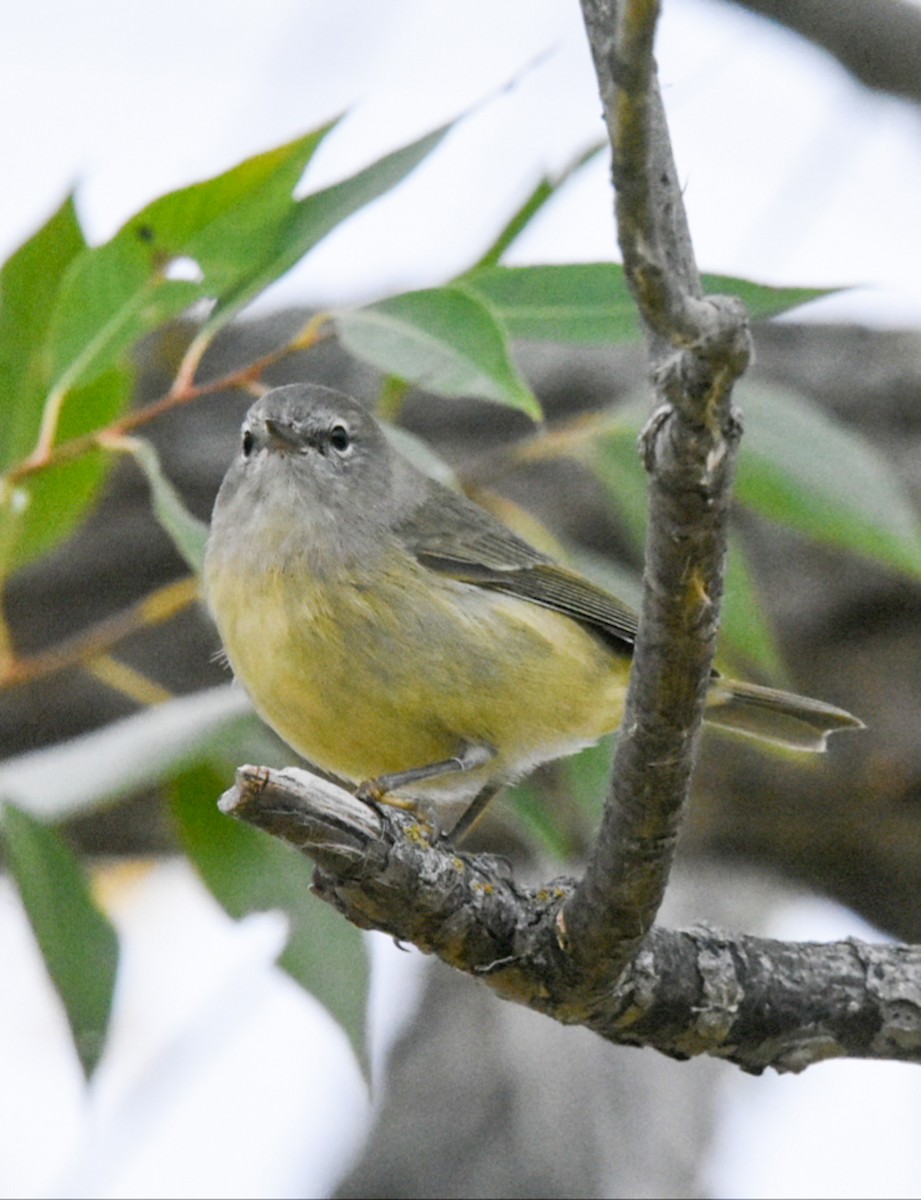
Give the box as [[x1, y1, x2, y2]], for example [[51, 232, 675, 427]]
[[560, 0, 750, 990], [221, 767, 921, 1073]]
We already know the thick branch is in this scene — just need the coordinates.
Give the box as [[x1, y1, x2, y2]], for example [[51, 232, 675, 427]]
[[222, 767, 921, 1073], [562, 0, 752, 988]]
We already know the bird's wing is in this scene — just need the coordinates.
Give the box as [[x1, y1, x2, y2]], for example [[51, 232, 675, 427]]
[[394, 481, 638, 653]]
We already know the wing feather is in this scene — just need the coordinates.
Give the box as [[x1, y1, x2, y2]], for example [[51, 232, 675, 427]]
[[393, 480, 638, 652]]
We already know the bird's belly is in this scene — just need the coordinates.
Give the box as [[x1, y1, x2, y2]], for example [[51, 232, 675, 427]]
[[207, 559, 630, 802]]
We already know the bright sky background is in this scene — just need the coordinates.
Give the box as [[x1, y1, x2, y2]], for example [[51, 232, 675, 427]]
[[2, 0, 921, 322], [3, 2, 921, 1196]]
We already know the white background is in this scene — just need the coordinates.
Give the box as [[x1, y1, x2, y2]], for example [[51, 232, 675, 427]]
[[3, 1, 921, 1196]]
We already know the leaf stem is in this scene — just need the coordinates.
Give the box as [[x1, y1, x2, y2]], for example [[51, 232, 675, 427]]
[[0, 576, 199, 692], [4, 314, 332, 486]]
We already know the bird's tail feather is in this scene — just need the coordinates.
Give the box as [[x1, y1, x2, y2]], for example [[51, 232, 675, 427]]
[[704, 678, 864, 752]]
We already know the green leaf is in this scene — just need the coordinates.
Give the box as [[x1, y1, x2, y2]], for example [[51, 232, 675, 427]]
[[507, 777, 572, 861], [171, 764, 370, 1074], [206, 123, 452, 331], [473, 142, 605, 270], [735, 382, 921, 579], [589, 406, 784, 676], [4, 366, 132, 572], [0, 198, 130, 576], [0, 686, 272, 821], [590, 413, 649, 545], [508, 734, 615, 861], [462, 263, 640, 344], [46, 127, 333, 394], [0, 195, 87, 469], [700, 274, 837, 321], [335, 286, 541, 418], [0, 803, 119, 1079], [561, 734, 616, 823], [719, 536, 786, 679], [2, 121, 452, 573], [461, 264, 838, 344], [115, 436, 209, 573]]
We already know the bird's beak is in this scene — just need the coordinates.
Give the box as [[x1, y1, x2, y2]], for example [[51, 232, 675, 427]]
[[264, 417, 302, 452]]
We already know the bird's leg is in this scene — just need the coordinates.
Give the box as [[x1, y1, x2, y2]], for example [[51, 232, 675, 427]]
[[354, 744, 496, 840], [444, 782, 504, 843]]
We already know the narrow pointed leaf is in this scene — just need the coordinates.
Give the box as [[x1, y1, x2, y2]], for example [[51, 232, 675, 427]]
[[4, 367, 131, 572], [0, 686, 269, 821], [735, 383, 921, 579], [46, 127, 334, 394], [0, 199, 131, 575], [206, 123, 452, 330], [461, 263, 838, 344], [590, 408, 783, 675], [1, 803, 119, 1079], [720, 536, 786, 679], [0, 195, 86, 469], [115, 437, 209, 573], [474, 142, 605, 270]]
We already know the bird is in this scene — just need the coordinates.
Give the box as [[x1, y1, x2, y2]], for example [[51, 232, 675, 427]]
[[205, 383, 863, 839]]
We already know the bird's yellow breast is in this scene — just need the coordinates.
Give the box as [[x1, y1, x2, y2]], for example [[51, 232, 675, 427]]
[[205, 544, 630, 803]]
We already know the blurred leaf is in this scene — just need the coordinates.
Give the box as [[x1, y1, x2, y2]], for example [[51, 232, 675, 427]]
[[735, 383, 921, 579], [0, 195, 86, 469], [335, 286, 540, 418], [589, 405, 784, 676], [0, 803, 119, 1079], [46, 128, 332, 394], [560, 734, 615, 824], [462, 263, 640, 344], [375, 375, 412, 424], [460, 264, 838, 344], [114, 436, 209, 573], [0, 198, 129, 575], [589, 413, 649, 545], [508, 734, 615, 861], [700, 273, 838, 320], [5, 367, 131, 572], [0, 686, 271, 821], [474, 142, 605, 270], [207, 122, 452, 330], [2, 122, 452, 574], [171, 764, 370, 1074], [719, 536, 786, 679], [592, 380, 921, 614], [507, 777, 571, 861], [384, 423, 460, 488]]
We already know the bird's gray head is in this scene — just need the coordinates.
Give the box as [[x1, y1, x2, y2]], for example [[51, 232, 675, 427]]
[[242, 381, 390, 480], [209, 383, 404, 570]]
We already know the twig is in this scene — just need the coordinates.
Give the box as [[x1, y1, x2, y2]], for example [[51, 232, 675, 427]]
[[0, 576, 198, 691], [6, 315, 331, 485]]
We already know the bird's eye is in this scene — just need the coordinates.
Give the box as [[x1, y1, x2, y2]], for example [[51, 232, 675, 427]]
[[329, 423, 352, 455], [242, 429, 254, 457]]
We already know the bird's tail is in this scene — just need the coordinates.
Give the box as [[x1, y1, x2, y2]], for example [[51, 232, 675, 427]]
[[704, 678, 864, 752]]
